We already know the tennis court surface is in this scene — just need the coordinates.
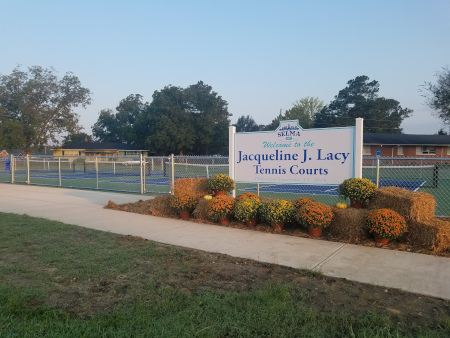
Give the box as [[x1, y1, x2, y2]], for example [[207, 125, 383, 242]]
[[242, 179, 425, 196]]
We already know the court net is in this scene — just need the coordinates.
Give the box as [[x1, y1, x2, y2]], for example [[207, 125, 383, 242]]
[[14, 158, 75, 173], [362, 164, 438, 189], [84, 160, 141, 175], [164, 162, 229, 178]]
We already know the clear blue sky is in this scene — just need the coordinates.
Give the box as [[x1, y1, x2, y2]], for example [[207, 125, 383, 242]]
[[2, 0, 449, 135]]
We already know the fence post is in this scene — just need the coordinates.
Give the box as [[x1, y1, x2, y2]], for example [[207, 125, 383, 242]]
[[376, 158, 380, 188], [143, 156, 147, 193], [11, 155, 15, 184], [59, 157, 62, 187], [95, 157, 99, 189], [170, 154, 175, 195], [140, 154, 144, 194], [26, 154, 30, 184]]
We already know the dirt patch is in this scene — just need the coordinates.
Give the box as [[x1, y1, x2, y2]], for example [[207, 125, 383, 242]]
[[105, 199, 450, 257], [45, 241, 449, 329], [2, 212, 448, 331]]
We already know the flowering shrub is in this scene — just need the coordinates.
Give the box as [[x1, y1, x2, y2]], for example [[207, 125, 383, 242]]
[[206, 195, 235, 221], [170, 191, 199, 212], [206, 174, 235, 193], [235, 192, 261, 202], [338, 178, 377, 202], [293, 197, 316, 209], [261, 199, 296, 224], [234, 198, 262, 222], [366, 209, 407, 240], [297, 202, 333, 228]]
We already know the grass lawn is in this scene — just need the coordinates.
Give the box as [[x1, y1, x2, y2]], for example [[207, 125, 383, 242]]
[[0, 212, 449, 337]]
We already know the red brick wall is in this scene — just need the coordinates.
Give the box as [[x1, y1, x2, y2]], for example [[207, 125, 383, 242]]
[[363, 145, 450, 158]]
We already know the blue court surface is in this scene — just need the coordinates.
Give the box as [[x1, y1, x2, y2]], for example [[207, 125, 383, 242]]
[[109, 177, 170, 185], [4, 170, 426, 194], [242, 179, 424, 196]]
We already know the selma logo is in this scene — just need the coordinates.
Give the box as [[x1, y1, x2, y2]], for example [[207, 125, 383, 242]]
[[277, 123, 301, 138]]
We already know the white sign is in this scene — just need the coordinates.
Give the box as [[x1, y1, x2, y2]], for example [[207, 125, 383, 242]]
[[229, 120, 362, 186]]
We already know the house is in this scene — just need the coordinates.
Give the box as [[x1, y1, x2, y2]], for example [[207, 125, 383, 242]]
[[363, 134, 450, 158], [51, 142, 148, 159]]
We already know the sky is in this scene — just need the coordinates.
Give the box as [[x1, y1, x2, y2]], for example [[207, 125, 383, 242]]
[[1, 0, 449, 136]]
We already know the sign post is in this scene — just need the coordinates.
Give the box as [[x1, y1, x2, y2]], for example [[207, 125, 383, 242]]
[[229, 125, 236, 197]]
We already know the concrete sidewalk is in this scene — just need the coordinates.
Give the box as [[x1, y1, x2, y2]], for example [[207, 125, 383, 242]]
[[1, 183, 449, 300]]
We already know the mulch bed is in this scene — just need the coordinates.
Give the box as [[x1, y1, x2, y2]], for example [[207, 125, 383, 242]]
[[105, 198, 450, 258]]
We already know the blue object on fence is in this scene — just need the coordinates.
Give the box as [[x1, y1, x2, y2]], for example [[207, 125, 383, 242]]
[[5, 158, 10, 171], [376, 149, 382, 157]]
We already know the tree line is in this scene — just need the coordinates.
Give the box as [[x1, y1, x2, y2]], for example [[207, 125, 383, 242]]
[[1, 65, 449, 155]]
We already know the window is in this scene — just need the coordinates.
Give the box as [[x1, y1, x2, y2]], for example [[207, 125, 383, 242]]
[[126, 151, 139, 156], [448, 147, 450, 156], [363, 145, 371, 155], [397, 146, 404, 155], [417, 146, 436, 155]]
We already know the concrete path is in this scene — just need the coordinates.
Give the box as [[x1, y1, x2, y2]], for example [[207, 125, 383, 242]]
[[1, 183, 449, 300]]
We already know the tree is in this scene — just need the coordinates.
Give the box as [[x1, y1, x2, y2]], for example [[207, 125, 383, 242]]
[[183, 81, 231, 154], [143, 85, 195, 155], [0, 66, 91, 153], [423, 67, 450, 126], [284, 97, 324, 129], [314, 75, 412, 133], [135, 82, 231, 155], [234, 115, 260, 132], [0, 116, 26, 150], [92, 94, 147, 144], [263, 116, 284, 131], [62, 132, 93, 146], [92, 109, 120, 142]]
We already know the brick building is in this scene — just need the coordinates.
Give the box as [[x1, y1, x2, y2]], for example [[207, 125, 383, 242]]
[[363, 134, 450, 158]]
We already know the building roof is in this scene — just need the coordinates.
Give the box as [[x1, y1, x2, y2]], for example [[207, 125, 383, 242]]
[[52, 142, 147, 151], [363, 134, 450, 146]]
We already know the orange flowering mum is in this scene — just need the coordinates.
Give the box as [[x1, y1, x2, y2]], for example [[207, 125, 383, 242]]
[[170, 191, 199, 212], [206, 195, 235, 221], [293, 197, 316, 209], [297, 202, 333, 228], [366, 209, 407, 240]]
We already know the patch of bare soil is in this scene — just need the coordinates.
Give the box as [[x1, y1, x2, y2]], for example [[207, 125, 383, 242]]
[[105, 199, 450, 258], [47, 238, 449, 330]]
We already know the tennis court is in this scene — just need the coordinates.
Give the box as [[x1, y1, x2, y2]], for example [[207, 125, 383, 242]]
[[1, 155, 449, 216]]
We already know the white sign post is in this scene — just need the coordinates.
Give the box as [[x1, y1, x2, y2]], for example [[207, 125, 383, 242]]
[[229, 119, 363, 191]]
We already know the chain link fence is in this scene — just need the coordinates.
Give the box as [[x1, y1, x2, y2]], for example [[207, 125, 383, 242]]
[[362, 157, 450, 216], [0, 155, 171, 194], [0, 155, 448, 216]]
